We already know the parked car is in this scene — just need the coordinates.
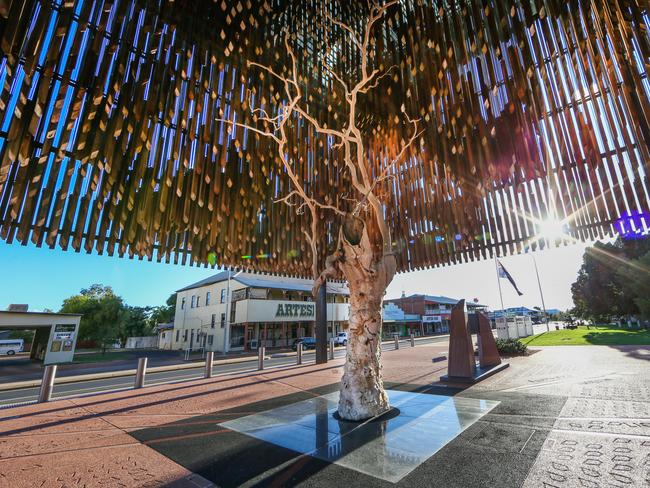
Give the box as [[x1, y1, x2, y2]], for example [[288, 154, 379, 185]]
[[333, 332, 348, 346], [292, 337, 316, 351]]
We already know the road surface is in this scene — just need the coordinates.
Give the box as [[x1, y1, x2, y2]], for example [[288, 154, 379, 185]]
[[0, 335, 450, 407]]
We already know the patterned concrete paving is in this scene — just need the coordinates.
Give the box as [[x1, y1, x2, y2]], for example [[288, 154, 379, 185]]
[[476, 346, 650, 488], [0, 342, 648, 487]]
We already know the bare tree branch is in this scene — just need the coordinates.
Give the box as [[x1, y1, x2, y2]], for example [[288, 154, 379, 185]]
[[363, 113, 424, 204], [233, 0, 405, 278], [275, 189, 346, 216], [323, 9, 363, 52], [358, 65, 398, 94]]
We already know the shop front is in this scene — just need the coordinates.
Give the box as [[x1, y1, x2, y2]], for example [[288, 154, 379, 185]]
[[230, 299, 349, 350], [422, 314, 450, 334]]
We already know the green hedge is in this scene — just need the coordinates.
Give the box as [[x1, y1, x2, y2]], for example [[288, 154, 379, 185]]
[[495, 338, 528, 355]]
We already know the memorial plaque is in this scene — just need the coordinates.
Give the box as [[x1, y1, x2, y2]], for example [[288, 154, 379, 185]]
[[524, 432, 650, 488], [560, 398, 650, 420]]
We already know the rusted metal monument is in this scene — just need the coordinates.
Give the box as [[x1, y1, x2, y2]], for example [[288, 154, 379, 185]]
[[0, 0, 648, 419]]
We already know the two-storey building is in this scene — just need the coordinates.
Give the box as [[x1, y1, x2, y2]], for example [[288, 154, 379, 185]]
[[172, 271, 349, 352], [385, 293, 488, 336]]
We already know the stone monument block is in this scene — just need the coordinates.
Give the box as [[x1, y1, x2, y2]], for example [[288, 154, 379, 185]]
[[447, 299, 476, 378], [477, 312, 502, 368]]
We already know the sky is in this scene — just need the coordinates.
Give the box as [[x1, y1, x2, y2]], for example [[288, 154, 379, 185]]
[[0, 239, 590, 313]]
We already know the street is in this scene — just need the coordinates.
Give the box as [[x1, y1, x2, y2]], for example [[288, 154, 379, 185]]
[[0, 335, 450, 407]]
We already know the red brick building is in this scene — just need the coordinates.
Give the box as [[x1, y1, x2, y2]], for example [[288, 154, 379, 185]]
[[385, 294, 488, 336]]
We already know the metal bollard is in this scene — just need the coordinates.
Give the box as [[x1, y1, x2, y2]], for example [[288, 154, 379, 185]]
[[329, 339, 335, 360], [394, 335, 399, 350], [410, 333, 415, 347], [38, 365, 57, 403], [258, 346, 265, 370], [297, 342, 303, 365], [134, 357, 147, 389], [204, 351, 214, 378]]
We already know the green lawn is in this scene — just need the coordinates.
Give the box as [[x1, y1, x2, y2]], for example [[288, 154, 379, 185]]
[[521, 325, 650, 346]]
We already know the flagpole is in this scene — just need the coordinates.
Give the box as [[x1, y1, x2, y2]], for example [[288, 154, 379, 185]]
[[494, 254, 505, 315], [531, 254, 549, 332]]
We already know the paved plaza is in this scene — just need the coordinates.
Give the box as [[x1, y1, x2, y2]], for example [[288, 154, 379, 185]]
[[1, 342, 649, 487]]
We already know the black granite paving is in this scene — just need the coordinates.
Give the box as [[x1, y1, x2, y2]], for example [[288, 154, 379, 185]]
[[130, 381, 567, 487]]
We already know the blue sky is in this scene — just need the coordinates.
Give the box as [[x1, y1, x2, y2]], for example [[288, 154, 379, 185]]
[[0, 240, 589, 312], [0, 241, 212, 311]]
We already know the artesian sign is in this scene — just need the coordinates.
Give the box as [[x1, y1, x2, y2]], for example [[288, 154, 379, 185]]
[[275, 303, 315, 319], [234, 299, 346, 323]]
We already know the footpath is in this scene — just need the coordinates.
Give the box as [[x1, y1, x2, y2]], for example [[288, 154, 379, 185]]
[[0, 342, 648, 487]]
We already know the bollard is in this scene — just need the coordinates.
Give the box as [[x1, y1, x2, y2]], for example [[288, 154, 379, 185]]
[[410, 333, 415, 347], [297, 342, 303, 365], [134, 357, 147, 388], [204, 351, 214, 378], [329, 338, 335, 360], [394, 335, 399, 350], [258, 346, 265, 370], [38, 365, 57, 403]]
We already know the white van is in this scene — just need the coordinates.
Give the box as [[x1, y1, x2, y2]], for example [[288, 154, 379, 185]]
[[0, 339, 24, 356]]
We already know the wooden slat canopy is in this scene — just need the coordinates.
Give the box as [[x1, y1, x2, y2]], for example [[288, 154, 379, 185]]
[[0, 0, 648, 275]]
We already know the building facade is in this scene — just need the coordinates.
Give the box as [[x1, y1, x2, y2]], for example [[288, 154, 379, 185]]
[[172, 272, 349, 352], [157, 323, 174, 350], [489, 307, 544, 322], [384, 294, 488, 336], [385, 294, 458, 335]]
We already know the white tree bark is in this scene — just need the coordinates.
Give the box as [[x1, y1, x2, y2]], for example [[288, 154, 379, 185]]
[[337, 224, 396, 421]]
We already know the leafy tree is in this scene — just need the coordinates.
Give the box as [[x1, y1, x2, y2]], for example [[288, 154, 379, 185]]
[[615, 250, 650, 320], [148, 293, 176, 327], [60, 285, 126, 352], [122, 306, 154, 342], [9, 330, 35, 342], [571, 238, 650, 321]]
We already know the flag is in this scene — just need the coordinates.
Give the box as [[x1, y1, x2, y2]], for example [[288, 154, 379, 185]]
[[497, 260, 523, 296]]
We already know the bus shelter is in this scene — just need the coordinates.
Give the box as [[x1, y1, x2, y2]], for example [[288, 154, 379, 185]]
[[0, 311, 82, 364]]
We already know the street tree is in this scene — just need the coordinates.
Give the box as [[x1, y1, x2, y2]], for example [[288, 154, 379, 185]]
[[615, 250, 650, 321], [123, 306, 155, 343], [149, 293, 177, 327], [571, 238, 650, 322], [60, 285, 127, 352]]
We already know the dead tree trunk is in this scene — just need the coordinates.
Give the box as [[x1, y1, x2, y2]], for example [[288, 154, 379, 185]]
[[217, 2, 414, 421], [337, 224, 396, 420]]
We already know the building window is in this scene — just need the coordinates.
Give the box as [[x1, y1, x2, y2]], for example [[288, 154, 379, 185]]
[[206, 292, 211, 306], [181, 297, 186, 310], [183, 330, 188, 341], [191, 295, 196, 308], [176, 330, 180, 342], [220, 313, 226, 328], [211, 314, 216, 328], [220, 289, 227, 303], [207, 335, 214, 346], [197, 295, 201, 307]]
